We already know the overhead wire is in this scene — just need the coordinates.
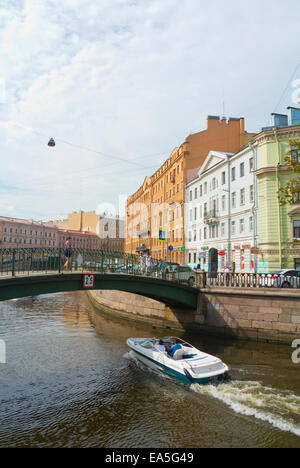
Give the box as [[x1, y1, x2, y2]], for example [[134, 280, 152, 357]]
[[273, 59, 300, 114]]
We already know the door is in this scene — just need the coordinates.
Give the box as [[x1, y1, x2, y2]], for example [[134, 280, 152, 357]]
[[208, 248, 218, 276]]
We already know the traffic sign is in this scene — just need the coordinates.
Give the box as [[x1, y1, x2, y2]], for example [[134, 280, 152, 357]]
[[158, 229, 166, 242], [83, 274, 95, 289]]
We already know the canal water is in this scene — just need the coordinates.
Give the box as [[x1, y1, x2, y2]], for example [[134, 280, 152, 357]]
[[0, 291, 299, 448]]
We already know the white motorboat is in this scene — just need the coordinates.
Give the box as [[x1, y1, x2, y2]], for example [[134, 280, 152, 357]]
[[127, 337, 229, 385]]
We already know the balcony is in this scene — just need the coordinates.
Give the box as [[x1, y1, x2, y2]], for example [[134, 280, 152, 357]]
[[204, 210, 219, 225]]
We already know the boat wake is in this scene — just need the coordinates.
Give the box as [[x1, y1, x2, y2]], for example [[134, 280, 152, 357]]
[[125, 351, 300, 436], [191, 380, 300, 437]]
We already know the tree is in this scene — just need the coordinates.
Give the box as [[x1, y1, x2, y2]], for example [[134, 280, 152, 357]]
[[278, 140, 300, 206]]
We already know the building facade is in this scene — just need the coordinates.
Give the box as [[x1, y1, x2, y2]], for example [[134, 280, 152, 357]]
[[57, 229, 101, 250], [185, 146, 258, 273], [255, 108, 300, 272], [126, 115, 255, 264], [185, 107, 300, 274], [0, 217, 58, 248], [51, 210, 125, 252], [0, 216, 101, 251]]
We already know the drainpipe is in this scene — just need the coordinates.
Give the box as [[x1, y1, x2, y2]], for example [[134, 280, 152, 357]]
[[250, 142, 257, 273], [274, 129, 283, 270], [227, 157, 231, 267]]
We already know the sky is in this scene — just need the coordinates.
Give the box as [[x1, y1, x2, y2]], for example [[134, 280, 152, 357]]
[[0, 0, 300, 220]]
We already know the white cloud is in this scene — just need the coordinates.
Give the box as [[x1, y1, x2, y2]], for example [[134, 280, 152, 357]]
[[0, 0, 300, 219]]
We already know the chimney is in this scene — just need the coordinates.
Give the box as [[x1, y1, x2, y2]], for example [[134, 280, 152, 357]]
[[287, 107, 300, 126], [270, 113, 288, 128]]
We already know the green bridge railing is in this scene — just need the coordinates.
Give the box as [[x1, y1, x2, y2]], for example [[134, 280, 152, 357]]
[[0, 248, 140, 276], [0, 248, 197, 288]]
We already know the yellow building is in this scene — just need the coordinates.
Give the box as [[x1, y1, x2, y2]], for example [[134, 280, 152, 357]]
[[52, 211, 125, 252]]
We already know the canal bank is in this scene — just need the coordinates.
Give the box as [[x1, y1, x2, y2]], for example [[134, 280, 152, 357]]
[[88, 288, 300, 345]]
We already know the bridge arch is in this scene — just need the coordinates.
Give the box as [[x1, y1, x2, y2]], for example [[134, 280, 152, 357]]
[[0, 273, 198, 309]]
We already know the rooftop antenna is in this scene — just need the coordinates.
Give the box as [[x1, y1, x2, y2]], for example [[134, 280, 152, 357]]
[[222, 89, 226, 119]]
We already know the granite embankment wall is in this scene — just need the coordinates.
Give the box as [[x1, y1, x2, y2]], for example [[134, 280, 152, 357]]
[[88, 288, 300, 344]]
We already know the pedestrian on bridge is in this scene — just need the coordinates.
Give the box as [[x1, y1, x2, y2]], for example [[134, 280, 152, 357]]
[[63, 238, 72, 270]]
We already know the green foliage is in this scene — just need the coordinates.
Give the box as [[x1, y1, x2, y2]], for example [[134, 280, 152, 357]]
[[278, 140, 300, 206]]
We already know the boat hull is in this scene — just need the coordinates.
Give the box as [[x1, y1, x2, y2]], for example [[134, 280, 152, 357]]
[[129, 345, 227, 385]]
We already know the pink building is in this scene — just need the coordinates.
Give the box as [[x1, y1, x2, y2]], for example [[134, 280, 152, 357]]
[[0, 217, 101, 250], [57, 229, 101, 250], [0, 216, 58, 248]]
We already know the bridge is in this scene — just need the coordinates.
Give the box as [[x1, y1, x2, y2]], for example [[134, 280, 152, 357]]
[[0, 248, 198, 309]]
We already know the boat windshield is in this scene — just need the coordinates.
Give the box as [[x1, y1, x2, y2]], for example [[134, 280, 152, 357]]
[[162, 337, 193, 348]]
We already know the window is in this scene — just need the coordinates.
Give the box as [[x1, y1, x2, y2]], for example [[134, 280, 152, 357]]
[[249, 157, 254, 172], [231, 167, 236, 181], [231, 221, 235, 235], [293, 221, 300, 238], [250, 185, 254, 203], [200, 185, 203, 197], [291, 143, 300, 164], [204, 182, 207, 194], [240, 188, 245, 206], [240, 162, 245, 177], [212, 177, 217, 190], [194, 253, 197, 263], [194, 207, 197, 220], [221, 223, 225, 236], [193, 230, 197, 241], [190, 191, 193, 201], [199, 229, 202, 240], [250, 216, 253, 232], [222, 171, 226, 185], [195, 188, 198, 199], [189, 231, 192, 242], [240, 218, 244, 233], [204, 227, 207, 240], [204, 203, 207, 217], [232, 192, 236, 209], [222, 195, 226, 211], [190, 210, 193, 222]]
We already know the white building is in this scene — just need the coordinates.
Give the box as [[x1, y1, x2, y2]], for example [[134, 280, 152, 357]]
[[185, 145, 259, 273]]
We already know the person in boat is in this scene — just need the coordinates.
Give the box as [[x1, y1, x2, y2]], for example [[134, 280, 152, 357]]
[[152, 337, 166, 352], [165, 338, 182, 357]]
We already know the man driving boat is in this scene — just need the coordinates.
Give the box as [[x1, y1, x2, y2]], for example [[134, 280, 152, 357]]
[[165, 338, 182, 357]]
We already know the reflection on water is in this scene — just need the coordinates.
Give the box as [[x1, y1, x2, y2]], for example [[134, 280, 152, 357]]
[[0, 291, 299, 448]]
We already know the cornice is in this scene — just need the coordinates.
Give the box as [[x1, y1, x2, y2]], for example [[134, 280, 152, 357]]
[[255, 125, 300, 145]]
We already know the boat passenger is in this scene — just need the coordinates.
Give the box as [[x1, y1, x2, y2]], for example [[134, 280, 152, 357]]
[[153, 337, 166, 353], [165, 338, 182, 357]]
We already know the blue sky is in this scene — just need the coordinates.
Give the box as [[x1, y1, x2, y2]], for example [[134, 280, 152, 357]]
[[0, 0, 300, 220]]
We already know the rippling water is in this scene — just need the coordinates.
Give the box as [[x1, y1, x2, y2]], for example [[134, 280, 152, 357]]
[[0, 292, 299, 448]]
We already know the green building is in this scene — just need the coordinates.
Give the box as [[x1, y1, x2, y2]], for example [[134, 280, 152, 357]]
[[255, 108, 300, 273]]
